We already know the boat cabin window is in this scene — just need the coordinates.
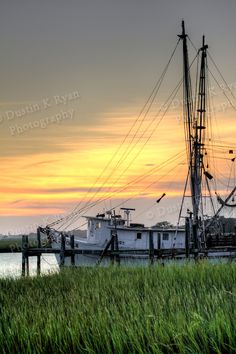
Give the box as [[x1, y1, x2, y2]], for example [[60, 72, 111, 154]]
[[136, 232, 142, 240], [162, 232, 169, 241], [96, 222, 101, 229]]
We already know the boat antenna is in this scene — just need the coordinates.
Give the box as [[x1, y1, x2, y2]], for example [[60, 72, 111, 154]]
[[156, 193, 166, 203], [120, 207, 135, 227]]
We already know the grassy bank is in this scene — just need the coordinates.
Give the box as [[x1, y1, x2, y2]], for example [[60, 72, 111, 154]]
[[0, 236, 50, 251], [0, 263, 235, 353]]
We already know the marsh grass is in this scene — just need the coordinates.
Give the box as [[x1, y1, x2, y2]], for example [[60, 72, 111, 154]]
[[0, 262, 235, 353], [0, 236, 50, 251]]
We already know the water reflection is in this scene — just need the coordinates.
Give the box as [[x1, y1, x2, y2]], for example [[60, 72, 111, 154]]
[[0, 253, 59, 278]]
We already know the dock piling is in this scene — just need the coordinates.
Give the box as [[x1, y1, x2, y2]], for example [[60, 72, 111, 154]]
[[22, 235, 29, 277], [110, 232, 115, 265], [37, 227, 41, 276], [70, 235, 75, 266], [149, 230, 154, 265], [60, 233, 66, 267], [185, 217, 190, 258], [114, 232, 120, 265]]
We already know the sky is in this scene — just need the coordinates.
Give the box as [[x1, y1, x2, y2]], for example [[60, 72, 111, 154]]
[[1, 0, 236, 234]]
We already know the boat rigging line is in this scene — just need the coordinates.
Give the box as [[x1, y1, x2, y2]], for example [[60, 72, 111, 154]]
[[60, 150, 186, 230], [60, 151, 186, 230], [73, 154, 187, 231], [54, 39, 181, 226], [59, 51, 200, 231]]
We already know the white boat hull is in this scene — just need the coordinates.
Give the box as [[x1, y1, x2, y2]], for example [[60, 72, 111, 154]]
[[51, 240, 160, 266]]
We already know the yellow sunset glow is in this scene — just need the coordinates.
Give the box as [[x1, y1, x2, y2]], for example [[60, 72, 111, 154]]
[[1, 104, 235, 220]]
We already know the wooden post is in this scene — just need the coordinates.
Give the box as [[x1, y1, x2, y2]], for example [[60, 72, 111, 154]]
[[60, 233, 66, 267], [112, 210, 120, 265], [114, 232, 120, 265], [97, 234, 114, 266], [22, 235, 25, 277], [26, 251, 29, 276], [70, 235, 75, 266], [149, 230, 154, 265], [110, 231, 115, 265], [37, 227, 41, 276], [22, 235, 29, 277], [185, 217, 190, 259], [157, 232, 161, 262], [192, 223, 199, 260]]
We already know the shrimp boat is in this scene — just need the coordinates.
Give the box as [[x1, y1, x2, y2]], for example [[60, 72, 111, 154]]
[[45, 212, 185, 266], [38, 21, 236, 264]]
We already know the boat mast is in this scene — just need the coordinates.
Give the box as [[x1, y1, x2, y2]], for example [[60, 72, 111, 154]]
[[193, 35, 208, 246], [178, 21, 196, 248], [179, 21, 208, 251], [178, 21, 193, 161]]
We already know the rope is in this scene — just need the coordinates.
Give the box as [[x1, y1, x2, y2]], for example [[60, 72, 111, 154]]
[[49, 40, 181, 228], [63, 151, 186, 230], [59, 52, 199, 230]]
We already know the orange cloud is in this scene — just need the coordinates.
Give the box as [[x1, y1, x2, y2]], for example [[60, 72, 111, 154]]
[[1, 102, 235, 219]]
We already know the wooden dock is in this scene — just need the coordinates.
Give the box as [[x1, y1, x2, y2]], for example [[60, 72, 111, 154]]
[[19, 233, 236, 276], [1, 233, 236, 276]]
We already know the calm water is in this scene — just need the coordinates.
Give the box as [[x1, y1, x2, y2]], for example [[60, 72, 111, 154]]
[[0, 253, 59, 278], [0, 253, 233, 278]]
